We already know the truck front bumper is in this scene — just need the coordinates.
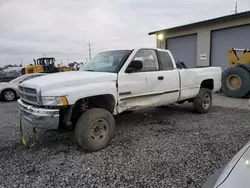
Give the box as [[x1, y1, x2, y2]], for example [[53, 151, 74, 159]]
[[17, 99, 60, 130]]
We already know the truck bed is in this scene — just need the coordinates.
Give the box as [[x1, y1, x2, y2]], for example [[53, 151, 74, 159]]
[[178, 67, 222, 101]]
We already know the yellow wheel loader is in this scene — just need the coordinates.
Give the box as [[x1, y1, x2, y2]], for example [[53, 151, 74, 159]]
[[222, 48, 250, 98], [21, 57, 73, 75]]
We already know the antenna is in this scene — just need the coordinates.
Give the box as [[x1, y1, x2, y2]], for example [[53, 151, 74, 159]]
[[88, 41, 92, 60]]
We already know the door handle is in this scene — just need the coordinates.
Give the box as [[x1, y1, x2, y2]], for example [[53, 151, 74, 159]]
[[158, 76, 164, 80]]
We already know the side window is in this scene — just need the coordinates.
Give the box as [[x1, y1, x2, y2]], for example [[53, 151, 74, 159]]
[[132, 49, 159, 72], [158, 51, 174, 70]]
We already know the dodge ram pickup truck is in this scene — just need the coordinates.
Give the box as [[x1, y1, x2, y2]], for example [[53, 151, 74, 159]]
[[17, 48, 222, 152]]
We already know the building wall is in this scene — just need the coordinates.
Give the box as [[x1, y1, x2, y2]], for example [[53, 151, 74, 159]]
[[156, 16, 250, 67]]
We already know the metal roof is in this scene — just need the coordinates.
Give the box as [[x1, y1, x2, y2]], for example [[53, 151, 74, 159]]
[[148, 10, 250, 35]]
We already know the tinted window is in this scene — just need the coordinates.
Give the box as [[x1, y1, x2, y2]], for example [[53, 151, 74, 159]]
[[158, 51, 174, 70], [133, 50, 158, 72]]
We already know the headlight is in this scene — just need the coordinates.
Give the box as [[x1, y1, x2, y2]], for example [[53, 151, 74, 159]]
[[41, 96, 68, 106]]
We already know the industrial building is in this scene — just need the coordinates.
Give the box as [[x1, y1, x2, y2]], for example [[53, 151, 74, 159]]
[[148, 11, 250, 69]]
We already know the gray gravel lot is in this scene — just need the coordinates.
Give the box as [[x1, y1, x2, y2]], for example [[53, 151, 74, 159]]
[[1, 101, 250, 188]]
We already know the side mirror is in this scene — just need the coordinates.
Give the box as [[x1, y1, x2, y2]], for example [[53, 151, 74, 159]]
[[125, 60, 143, 73]]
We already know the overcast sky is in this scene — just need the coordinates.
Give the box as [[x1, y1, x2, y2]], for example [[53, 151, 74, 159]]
[[0, 0, 250, 66]]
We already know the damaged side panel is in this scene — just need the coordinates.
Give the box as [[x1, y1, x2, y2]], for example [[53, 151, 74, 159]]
[[116, 95, 163, 113]]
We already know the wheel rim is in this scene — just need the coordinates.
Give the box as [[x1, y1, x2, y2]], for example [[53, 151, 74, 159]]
[[5, 91, 15, 101], [226, 74, 242, 91], [90, 119, 109, 141], [202, 94, 211, 109]]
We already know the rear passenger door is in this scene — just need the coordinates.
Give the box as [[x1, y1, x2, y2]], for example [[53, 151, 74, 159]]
[[155, 49, 180, 105]]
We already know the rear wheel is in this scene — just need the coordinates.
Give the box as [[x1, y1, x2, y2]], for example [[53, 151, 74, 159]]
[[2, 89, 16, 101], [74, 108, 115, 152], [222, 66, 250, 98], [193, 88, 212, 114]]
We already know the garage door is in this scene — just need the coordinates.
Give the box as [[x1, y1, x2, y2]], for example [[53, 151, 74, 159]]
[[166, 34, 197, 68], [211, 25, 250, 70]]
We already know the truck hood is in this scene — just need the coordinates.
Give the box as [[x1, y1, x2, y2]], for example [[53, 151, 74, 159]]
[[20, 71, 117, 91]]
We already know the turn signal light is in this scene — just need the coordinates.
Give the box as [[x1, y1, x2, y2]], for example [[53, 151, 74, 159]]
[[62, 97, 68, 106]]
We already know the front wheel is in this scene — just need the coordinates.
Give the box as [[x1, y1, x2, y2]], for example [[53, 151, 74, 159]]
[[74, 108, 116, 152], [193, 88, 212, 114], [2, 89, 16, 101]]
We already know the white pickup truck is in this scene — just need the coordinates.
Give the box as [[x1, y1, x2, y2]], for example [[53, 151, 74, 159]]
[[18, 48, 222, 151]]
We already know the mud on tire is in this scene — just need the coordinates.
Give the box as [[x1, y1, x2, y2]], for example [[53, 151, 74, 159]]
[[193, 88, 212, 114], [74, 108, 115, 152]]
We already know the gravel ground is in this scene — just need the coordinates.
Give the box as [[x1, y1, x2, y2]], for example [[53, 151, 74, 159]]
[[1, 102, 250, 188]]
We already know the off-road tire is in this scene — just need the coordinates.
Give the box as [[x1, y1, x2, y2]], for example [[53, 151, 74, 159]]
[[222, 66, 250, 98], [193, 88, 212, 114], [74, 108, 115, 152], [1, 89, 16, 101]]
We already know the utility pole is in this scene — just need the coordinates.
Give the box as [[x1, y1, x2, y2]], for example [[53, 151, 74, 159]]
[[234, 1, 238, 14], [88, 41, 92, 60], [20, 58, 23, 67]]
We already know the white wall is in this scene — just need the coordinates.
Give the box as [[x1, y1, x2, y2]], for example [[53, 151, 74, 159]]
[[156, 16, 250, 67]]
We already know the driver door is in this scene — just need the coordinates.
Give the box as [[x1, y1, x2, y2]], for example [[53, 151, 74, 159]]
[[117, 49, 160, 112]]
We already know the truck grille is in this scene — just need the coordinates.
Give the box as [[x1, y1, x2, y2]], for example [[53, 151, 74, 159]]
[[19, 86, 39, 105]]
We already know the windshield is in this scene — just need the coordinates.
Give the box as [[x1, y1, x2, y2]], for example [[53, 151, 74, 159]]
[[80, 50, 131, 73], [9, 75, 28, 83]]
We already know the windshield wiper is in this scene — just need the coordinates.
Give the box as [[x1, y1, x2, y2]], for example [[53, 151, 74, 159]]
[[85, 70, 95, 71]]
